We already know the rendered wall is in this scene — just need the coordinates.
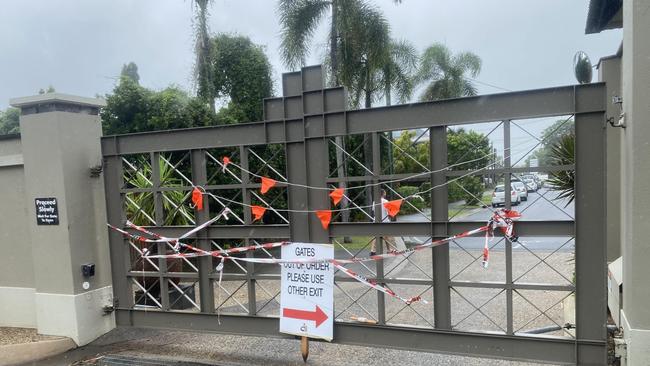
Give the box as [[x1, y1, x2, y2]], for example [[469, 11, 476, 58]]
[[0, 135, 36, 327], [621, 0, 650, 363]]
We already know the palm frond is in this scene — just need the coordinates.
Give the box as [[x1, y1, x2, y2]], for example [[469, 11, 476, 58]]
[[461, 78, 478, 97], [278, 0, 331, 70], [415, 43, 449, 84], [417, 43, 482, 101], [126, 156, 193, 226], [453, 52, 482, 78], [546, 133, 575, 206]]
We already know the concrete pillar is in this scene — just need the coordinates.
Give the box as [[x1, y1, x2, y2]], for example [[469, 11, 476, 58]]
[[620, 0, 650, 362], [10, 93, 115, 346], [598, 55, 622, 262]]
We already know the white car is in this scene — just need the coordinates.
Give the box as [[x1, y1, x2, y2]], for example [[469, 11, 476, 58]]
[[491, 185, 520, 207], [523, 178, 538, 192], [512, 181, 528, 201]]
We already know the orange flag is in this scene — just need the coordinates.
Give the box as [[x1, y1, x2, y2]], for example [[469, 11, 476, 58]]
[[251, 205, 266, 222], [222, 156, 231, 172], [383, 199, 402, 218], [329, 188, 344, 206], [260, 177, 276, 194], [316, 210, 332, 230], [502, 209, 521, 219], [191, 187, 203, 211]]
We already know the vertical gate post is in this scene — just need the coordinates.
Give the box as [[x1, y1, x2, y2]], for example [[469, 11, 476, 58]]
[[240, 146, 257, 315], [282, 67, 329, 243], [191, 149, 215, 313], [574, 112, 607, 364], [279, 65, 332, 361], [103, 140, 131, 310], [372, 132, 386, 325], [503, 120, 514, 335], [12, 93, 115, 346], [151, 152, 170, 311], [430, 126, 451, 329]]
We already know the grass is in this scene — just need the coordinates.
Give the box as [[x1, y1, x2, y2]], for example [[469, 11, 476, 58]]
[[332, 236, 374, 250], [448, 190, 492, 218]]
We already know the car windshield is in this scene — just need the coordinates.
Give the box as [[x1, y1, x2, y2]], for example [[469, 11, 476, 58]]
[[513, 182, 524, 189], [495, 186, 504, 192]]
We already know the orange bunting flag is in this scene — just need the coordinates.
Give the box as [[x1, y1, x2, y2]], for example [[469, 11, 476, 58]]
[[383, 199, 402, 218], [502, 209, 521, 219], [251, 205, 266, 222], [222, 156, 231, 172], [191, 187, 204, 211], [260, 177, 277, 194], [329, 188, 344, 206], [316, 210, 332, 230]]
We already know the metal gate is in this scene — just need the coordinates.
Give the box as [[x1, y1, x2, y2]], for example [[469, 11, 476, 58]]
[[102, 65, 607, 364]]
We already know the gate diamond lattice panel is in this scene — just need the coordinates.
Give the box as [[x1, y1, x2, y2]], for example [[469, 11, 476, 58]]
[[102, 65, 607, 364]]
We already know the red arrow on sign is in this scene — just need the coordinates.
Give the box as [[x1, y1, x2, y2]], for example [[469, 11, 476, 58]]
[[282, 305, 328, 328]]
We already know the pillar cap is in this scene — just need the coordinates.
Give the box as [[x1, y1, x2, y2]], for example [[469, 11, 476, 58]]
[[10, 93, 106, 109]]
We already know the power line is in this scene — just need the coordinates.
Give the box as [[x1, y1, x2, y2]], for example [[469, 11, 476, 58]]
[[465, 77, 513, 92]]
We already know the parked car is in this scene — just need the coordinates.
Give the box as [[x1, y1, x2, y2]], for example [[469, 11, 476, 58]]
[[512, 181, 529, 200], [491, 185, 520, 207], [523, 178, 538, 192]]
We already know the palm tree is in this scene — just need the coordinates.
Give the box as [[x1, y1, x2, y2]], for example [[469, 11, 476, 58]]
[[378, 39, 418, 186], [193, 0, 216, 111], [279, 0, 394, 225], [341, 5, 391, 108], [382, 39, 418, 106], [416, 43, 481, 101], [279, 0, 401, 85]]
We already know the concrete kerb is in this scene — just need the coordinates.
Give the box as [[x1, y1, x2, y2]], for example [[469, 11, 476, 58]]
[[0, 336, 76, 366]]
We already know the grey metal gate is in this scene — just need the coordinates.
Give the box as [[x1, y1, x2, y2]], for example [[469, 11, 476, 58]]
[[102, 65, 607, 364]]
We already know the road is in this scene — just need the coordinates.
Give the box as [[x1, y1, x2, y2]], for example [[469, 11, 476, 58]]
[[397, 188, 575, 252], [41, 192, 572, 366]]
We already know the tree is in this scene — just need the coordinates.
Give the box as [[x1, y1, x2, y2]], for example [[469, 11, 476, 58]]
[[527, 118, 575, 167], [193, 0, 216, 111], [390, 128, 491, 206], [392, 130, 429, 174], [38, 85, 55, 94], [416, 43, 481, 101], [121, 62, 140, 84], [211, 34, 274, 123], [101, 76, 216, 135], [446, 128, 491, 205], [381, 39, 418, 182], [382, 39, 418, 106], [279, 0, 394, 230], [0, 108, 20, 135], [337, 3, 391, 108]]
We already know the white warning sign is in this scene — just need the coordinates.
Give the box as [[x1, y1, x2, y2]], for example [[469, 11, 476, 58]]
[[280, 242, 334, 341]]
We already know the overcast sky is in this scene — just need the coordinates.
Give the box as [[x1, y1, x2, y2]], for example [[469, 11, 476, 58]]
[[0, 0, 621, 109]]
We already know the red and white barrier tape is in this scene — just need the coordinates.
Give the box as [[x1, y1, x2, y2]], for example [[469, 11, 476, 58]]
[[332, 261, 427, 305], [108, 209, 518, 306]]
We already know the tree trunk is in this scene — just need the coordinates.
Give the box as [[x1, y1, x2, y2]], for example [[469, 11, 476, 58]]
[[331, 1, 351, 242], [195, 0, 215, 112], [385, 79, 394, 193], [363, 68, 374, 214]]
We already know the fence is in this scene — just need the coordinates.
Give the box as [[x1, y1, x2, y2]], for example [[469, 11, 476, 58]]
[[102, 65, 607, 364]]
